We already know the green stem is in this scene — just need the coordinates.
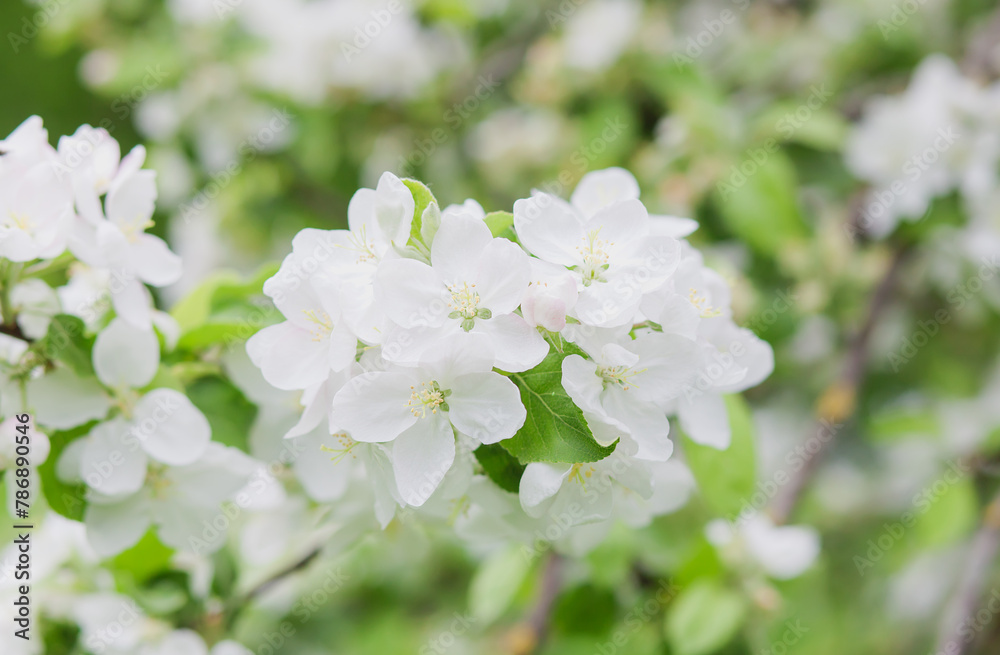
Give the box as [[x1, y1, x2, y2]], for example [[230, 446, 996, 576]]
[[0, 261, 23, 327]]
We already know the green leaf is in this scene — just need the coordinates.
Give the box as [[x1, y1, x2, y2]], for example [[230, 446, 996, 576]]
[[185, 376, 256, 451], [713, 151, 808, 257], [553, 583, 618, 636], [681, 395, 756, 518], [913, 472, 977, 548], [502, 348, 616, 464], [468, 543, 535, 625], [474, 443, 526, 493], [170, 264, 278, 339], [402, 178, 438, 245], [31, 315, 93, 376], [38, 422, 95, 521], [112, 530, 174, 583], [484, 211, 514, 237], [171, 271, 243, 332], [664, 579, 747, 655]]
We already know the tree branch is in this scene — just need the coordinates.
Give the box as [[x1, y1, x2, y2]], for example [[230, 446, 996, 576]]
[[770, 245, 910, 524], [934, 488, 1000, 655], [506, 552, 564, 654]]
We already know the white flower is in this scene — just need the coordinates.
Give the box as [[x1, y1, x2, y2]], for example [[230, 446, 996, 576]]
[[0, 416, 50, 518], [513, 176, 680, 328], [331, 341, 526, 506], [45, 319, 210, 500], [562, 331, 701, 460], [377, 212, 548, 372], [562, 0, 641, 72], [845, 55, 994, 236], [0, 117, 72, 262], [275, 171, 415, 342], [68, 145, 182, 328], [518, 445, 652, 526], [246, 255, 357, 391], [79, 442, 252, 556], [706, 514, 820, 580], [673, 322, 774, 449]]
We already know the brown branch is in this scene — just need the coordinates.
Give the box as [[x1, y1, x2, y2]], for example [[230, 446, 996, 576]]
[[770, 245, 910, 524], [934, 489, 1000, 655], [505, 552, 564, 654]]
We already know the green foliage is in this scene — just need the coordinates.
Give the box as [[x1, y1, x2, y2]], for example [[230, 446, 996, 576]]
[[474, 442, 526, 493], [186, 375, 256, 451], [713, 151, 808, 257], [38, 422, 93, 521], [468, 544, 535, 625], [664, 580, 748, 655], [31, 314, 94, 376], [113, 530, 174, 585], [502, 348, 616, 464], [681, 395, 757, 518], [170, 264, 280, 351]]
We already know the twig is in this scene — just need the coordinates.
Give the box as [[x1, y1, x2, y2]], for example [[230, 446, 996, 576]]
[[223, 545, 322, 627], [933, 488, 1000, 655], [506, 552, 564, 654], [769, 245, 910, 524]]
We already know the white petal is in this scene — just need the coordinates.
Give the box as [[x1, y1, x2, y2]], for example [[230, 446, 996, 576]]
[[374, 258, 447, 328], [111, 277, 153, 329], [678, 392, 730, 449], [471, 237, 531, 315], [106, 168, 156, 234], [430, 213, 493, 280], [447, 372, 526, 444], [129, 234, 183, 286], [93, 317, 160, 388], [745, 519, 821, 580], [28, 368, 111, 429], [472, 313, 548, 372], [513, 192, 585, 266], [392, 413, 455, 506], [331, 371, 417, 442], [602, 390, 673, 461], [571, 167, 640, 217], [245, 321, 333, 391], [84, 493, 152, 557], [80, 419, 148, 496], [132, 389, 211, 465], [519, 462, 572, 517]]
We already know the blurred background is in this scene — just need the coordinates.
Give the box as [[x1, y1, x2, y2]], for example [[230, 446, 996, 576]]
[[4, 0, 1000, 653]]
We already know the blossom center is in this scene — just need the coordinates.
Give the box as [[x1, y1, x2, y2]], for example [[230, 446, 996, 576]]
[[688, 288, 721, 318], [447, 281, 491, 331], [342, 225, 378, 264], [6, 211, 34, 231], [569, 462, 596, 487], [406, 380, 450, 418], [598, 364, 645, 391], [122, 217, 155, 243], [320, 432, 358, 464], [302, 308, 334, 341], [575, 228, 612, 286]]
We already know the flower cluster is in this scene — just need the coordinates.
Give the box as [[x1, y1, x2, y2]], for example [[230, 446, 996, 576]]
[[0, 117, 255, 557], [248, 167, 775, 550], [846, 55, 1000, 240]]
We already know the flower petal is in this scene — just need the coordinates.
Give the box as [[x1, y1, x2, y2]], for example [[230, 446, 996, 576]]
[[80, 418, 148, 496], [391, 413, 455, 507], [133, 389, 211, 465], [447, 372, 526, 444], [93, 317, 160, 389], [331, 371, 417, 442]]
